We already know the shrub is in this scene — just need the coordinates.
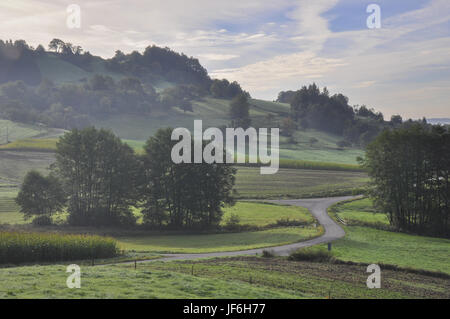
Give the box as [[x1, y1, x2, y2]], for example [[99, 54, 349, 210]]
[[261, 249, 275, 258], [15, 171, 66, 221], [223, 213, 241, 231], [309, 137, 319, 146], [0, 232, 119, 264], [32, 215, 53, 226], [274, 218, 308, 227], [288, 246, 334, 262]]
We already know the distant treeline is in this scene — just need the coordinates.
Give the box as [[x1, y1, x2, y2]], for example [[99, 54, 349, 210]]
[[0, 39, 95, 86], [277, 83, 427, 146]]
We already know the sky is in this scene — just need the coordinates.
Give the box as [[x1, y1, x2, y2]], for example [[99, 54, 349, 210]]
[[0, 0, 449, 119]]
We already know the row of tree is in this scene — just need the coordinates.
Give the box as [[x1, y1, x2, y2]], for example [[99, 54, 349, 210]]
[[278, 83, 425, 146], [364, 123, 449, 237], [16, 127, 236, 229]]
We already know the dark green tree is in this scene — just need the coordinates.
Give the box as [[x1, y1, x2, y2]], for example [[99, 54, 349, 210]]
[[363, 124, 449, 237], [229, 93, 251, 128], [390, 114, 403, 126], [15, 171, 66, 224], [141, 128, 236, 229], [53, 127, 142, 226]]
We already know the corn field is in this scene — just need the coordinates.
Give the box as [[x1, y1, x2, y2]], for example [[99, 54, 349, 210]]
[[0, 232, 119, 264]]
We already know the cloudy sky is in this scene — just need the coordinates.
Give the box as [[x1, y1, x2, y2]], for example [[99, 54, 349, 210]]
[[1, 0, 449, 119]]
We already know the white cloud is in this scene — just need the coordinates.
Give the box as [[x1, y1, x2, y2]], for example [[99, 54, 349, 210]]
[[211, 52, 346, 93], [197, 53, 239, 61]]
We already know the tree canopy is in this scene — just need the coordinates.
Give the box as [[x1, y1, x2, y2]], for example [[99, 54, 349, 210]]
[[141, 128, 236, 229], [229, 93, 251, 128], [53, 127, 142, 226], [15, 171, 66, 223], [363, 123, 450, 237]]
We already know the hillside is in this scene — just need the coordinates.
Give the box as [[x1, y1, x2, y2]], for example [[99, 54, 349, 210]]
[[0, 39, 367, 186]]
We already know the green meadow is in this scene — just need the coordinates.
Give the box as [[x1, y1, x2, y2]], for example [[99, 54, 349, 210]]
[[221, 202, 312, 227], [235, 167, 368, 199], [0, 138, 57, 151], [115, 226, 321, 254], [1, 256, 448, 299], [329, 198, 450, 274], [0, 119, 41, 144]]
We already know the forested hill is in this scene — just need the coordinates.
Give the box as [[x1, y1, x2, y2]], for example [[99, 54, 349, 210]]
[[0, 39, 248, 129], [0, 39, 238, 90]]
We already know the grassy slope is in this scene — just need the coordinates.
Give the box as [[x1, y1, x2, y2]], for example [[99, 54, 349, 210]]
[[93, 97, 230, 140], [36, 54, 127, 84], [0, 120, 42, 144], [37, 54, 90, 83], [93, 97, 363, 165], [221, 202, 312, 227], [1, 257, 448, 299], [330, 198, 450, 274], [335, 198, 389, 226]]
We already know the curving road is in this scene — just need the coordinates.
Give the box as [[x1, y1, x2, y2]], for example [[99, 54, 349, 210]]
[[128, 195, 360, 264]]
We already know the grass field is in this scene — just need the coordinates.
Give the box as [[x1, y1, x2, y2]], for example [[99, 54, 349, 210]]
[[0, 138, 57, 151], [0, 150, 53, 184], [0, 263, 299, 299], [0, 120, 42, 144], [115, 226, 322, 254], [1, 256, 448, 299], [329, 199, 450, 274], [235, 167, 368, 199], [93, 98, 231, 141], [221, 202, 312, 227], [335, 198, 390, 226], [0, 190, 24, 225]]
